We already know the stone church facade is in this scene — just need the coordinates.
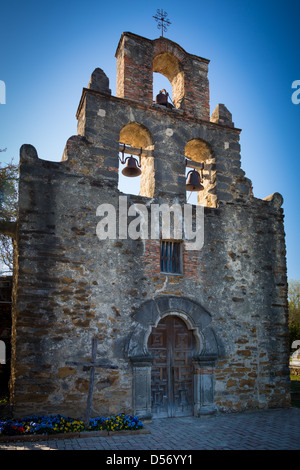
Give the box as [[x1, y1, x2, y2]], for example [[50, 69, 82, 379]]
[[8, 32, 290, 419]]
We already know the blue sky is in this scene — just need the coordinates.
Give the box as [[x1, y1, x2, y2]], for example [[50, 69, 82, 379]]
[[0, 0, 299, 280]]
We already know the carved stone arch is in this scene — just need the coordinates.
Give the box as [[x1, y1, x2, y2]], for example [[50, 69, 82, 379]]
[[128, 296, 220, 419], [148, 309, 205, 358], [128, 295, 219, 358]]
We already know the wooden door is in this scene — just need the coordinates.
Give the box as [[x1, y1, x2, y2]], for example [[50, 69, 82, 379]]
[[148, 316, 196, 418]]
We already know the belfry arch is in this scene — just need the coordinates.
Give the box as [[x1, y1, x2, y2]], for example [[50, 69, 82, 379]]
[[153, 52, 184, 109], [116, 32, 210, 120], [185, 138, 217, 207], [119, 122, 154, 198]]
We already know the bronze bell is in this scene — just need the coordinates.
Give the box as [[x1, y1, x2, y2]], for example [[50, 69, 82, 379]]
[[122, 156, 142, 177], [155, 88, 170, 107], [155, 92, 168, 106], [186, 169, 204, 191]]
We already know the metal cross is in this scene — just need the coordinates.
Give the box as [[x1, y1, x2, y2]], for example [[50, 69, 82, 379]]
[[153, 9, 171, 37], [66, 337, 118, 427]]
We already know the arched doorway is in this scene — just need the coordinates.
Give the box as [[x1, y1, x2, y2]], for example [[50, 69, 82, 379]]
[[148, 315, 196, 418], [129, 296, 220, 419]]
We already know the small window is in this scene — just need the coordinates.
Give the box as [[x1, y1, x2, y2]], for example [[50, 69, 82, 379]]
[[160, 240, 182, 274]]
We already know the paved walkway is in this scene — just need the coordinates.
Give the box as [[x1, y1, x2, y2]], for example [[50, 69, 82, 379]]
[[0, 408, 299, 451]]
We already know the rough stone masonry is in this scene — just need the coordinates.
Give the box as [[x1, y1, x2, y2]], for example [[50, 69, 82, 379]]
[[5, 31, 290, 419]]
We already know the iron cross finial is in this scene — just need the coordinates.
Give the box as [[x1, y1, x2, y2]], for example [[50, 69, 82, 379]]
[[153, 9, 171, 37]]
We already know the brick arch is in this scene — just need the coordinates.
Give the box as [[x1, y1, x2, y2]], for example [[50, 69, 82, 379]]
[[153, 52, 184, 109], [115, 32, 210, 120]]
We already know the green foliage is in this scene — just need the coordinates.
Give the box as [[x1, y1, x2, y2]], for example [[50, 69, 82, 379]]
[[0, 160, 18, 222], [290, 375, 300, 409], [0, 395, 8, 405], [0, 160, 19, 273], [288, 279, 300, 349]]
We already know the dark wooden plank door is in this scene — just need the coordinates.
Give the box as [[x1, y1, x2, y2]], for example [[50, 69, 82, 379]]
[[148, 316, 195, 418]]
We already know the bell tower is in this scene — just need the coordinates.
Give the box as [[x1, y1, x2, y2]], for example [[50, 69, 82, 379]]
[[115, 31, 210, 120], [76, 30, 253, 207]]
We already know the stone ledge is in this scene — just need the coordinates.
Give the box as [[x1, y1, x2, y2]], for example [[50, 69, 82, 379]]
[[75, 88, 242, 133], [0, 427, 150, 443]]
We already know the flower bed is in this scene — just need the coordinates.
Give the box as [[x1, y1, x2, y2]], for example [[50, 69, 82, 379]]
[[0, 413, 143, 436]]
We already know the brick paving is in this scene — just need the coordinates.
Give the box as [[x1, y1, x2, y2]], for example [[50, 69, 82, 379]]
[[0, 408, 299, 451]]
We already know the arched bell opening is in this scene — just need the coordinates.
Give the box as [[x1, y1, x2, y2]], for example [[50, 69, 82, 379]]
[[153, 74, 173, 108], [153, 52, 184, 110], [185, 138, 216, 207], [118, 122, 154, 198]]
